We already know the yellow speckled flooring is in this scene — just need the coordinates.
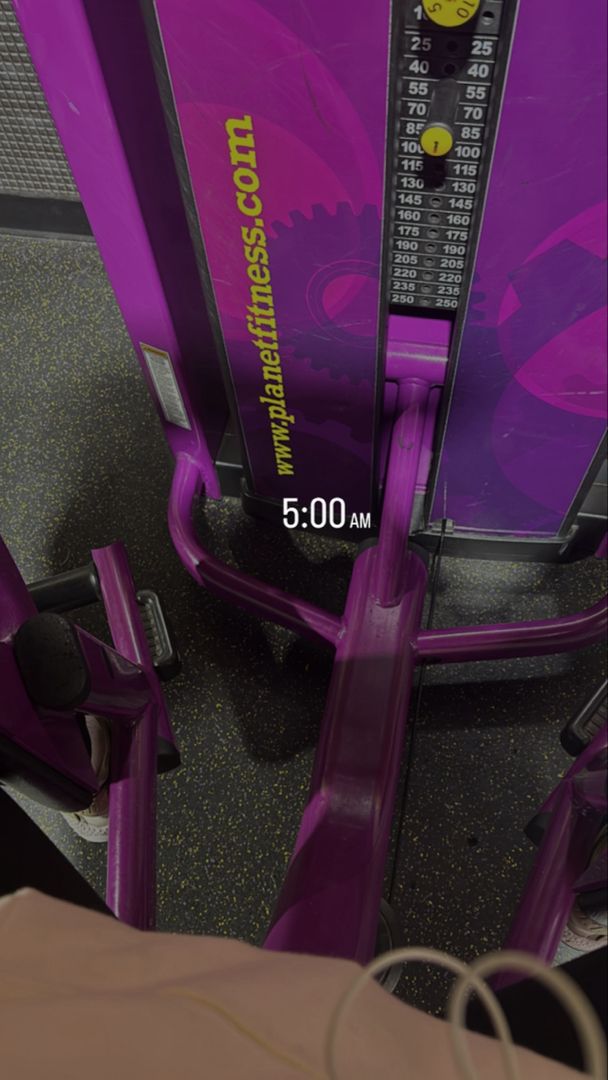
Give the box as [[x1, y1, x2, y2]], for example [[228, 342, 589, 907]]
[[0, 233, 606, 1014]]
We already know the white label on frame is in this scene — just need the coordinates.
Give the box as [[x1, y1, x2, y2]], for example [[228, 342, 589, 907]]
[[141, 344, 191, 430]]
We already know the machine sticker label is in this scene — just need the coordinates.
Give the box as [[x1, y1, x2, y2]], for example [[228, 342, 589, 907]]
[[141, 345, 191, 430], [226, 115, 295, 477]]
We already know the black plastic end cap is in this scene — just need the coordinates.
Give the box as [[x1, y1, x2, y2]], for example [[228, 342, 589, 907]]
[[156, 737, 181, 774], [524, 811, 552, 847]]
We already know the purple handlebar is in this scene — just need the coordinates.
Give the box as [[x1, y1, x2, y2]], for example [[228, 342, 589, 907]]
[[168, 454, 342, 647], [415, 598, 608, 664]]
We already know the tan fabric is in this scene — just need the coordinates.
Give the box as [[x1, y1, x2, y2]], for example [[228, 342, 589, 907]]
[[0, 889, 584, 1078]]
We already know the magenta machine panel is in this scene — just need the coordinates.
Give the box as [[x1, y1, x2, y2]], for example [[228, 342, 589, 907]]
[[419, 0, 607, 551], [151, 0, 606, 555], [14, 0, 606, 556], [152, 0, 393, 516]]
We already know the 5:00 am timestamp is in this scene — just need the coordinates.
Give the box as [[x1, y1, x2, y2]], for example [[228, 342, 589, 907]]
[[282, 498, 372, 530]]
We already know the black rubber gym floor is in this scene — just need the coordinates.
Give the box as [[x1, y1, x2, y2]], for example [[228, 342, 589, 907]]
[[1, 233, 605, 1014]]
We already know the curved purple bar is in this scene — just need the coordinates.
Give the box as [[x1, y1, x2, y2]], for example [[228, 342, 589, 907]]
[[168, 454, 342, 647], [494, 729, 607, 988], [264, 379, 433, 960], [264, 547, 428, 961], [415, 596, 608, 664], [93, 544, 160, 930]]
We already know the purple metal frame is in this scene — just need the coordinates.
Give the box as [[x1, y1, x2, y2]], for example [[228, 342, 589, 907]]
[[0, 538, 169, 930], [493, 724, 607, 990], [167, 374, 607, 962], [12, 0, 228, 500], [8, 0, 607, 966], [2, 378, 604, 953], [92, 545, 166, 930]]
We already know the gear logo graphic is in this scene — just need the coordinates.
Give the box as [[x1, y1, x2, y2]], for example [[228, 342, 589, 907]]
[[268, 202, 381, 385]]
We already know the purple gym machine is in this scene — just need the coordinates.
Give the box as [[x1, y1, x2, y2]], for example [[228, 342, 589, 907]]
[[0, 536, 179, 929], [6, 0, 607, 968]]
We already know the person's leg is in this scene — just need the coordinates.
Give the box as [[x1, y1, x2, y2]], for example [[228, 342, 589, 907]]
[[0, 787, 112, 915], [466, 947, 607, 1072]]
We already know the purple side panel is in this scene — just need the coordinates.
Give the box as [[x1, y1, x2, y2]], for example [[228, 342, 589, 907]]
[[13, 0, 227, 497], [433, 3, 607, 536], [154, 0, 391, 512]]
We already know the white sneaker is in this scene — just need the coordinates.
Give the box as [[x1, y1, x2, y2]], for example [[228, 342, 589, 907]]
[[561, 903, 607, 954], [61, 715, 110, 843], [555, 826, 607, 965]]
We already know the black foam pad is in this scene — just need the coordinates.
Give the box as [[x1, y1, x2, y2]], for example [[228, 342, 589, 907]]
[[13, 613, 90, 710]]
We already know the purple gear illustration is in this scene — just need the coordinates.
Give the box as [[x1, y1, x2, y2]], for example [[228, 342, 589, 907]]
[[268, 202, 381, 385], [292, 356, 376, 444]]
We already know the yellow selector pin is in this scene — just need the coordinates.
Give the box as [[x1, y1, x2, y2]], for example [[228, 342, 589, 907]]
[[422, 0, 480, 28], [419, 79, 459, 157], [420, 124, 454, 156]]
